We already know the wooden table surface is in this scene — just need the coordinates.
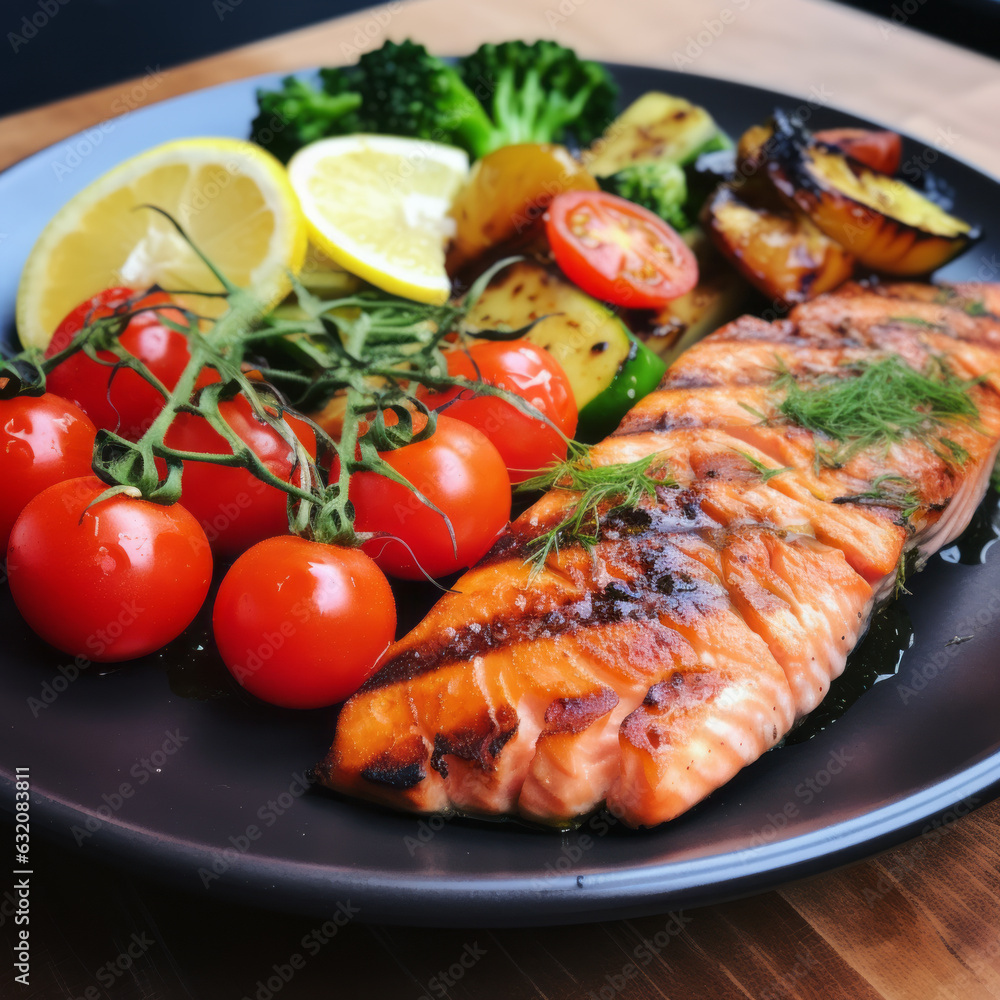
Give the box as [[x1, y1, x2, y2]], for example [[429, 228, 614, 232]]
[[3, 2, 1000, 998]]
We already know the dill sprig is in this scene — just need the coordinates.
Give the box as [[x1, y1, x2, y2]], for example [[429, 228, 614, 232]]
[[936, 437, 969, 465], [733, 449, 792, 483], [888, 315, 948, 332], [775, 355, 981, 467], [517, 443, 676, 575], [832, 474, 921, 522], [932, 287, 991, 317]]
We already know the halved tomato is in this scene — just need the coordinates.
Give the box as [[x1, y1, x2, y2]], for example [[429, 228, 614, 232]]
[[545, 190, 698, 310]]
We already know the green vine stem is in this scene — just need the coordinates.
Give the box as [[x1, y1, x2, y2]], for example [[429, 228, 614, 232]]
[[3, 215, 576, 559]]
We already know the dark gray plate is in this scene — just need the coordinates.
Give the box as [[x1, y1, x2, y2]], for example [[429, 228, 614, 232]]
[[2, 65, 999, 928]]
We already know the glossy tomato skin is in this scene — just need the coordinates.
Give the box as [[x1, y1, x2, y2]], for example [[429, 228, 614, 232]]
[[165, 395, 315, 560], [7, 477, 212, 662], [213, 536, 396, 709], [45, 288, 190, 441], [350, 414, 511, 580], [0, 393, 97, 550], [814, 128, 903, 175], [420, 340, 576, 484], [545, 190, 698, 309]]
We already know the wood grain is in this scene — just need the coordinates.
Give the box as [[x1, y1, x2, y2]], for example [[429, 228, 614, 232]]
[[2, 2, 999, 997], [1, 0, 998, 175]]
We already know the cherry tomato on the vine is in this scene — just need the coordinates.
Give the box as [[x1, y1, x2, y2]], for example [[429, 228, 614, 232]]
[[545, 190, 698, 309], [212, 536, 396, 709], [164, 394, 316, 559], [46, 287, 191, 441], [418, 339, 577, 484], [350, 413, 511, 580], [7, 477, 212, 662], [0, 393, 97, 550]]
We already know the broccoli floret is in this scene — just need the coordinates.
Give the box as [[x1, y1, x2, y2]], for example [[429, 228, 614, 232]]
[[354, 40, 495, 156], [251, 69, 363, 163], [599, 160, 690, 231], [459, 40, 618, 153]]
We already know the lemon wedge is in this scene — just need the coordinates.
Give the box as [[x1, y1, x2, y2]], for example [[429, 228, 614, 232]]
[[16, 138, 307, 349], [287, 135, 468, 305]]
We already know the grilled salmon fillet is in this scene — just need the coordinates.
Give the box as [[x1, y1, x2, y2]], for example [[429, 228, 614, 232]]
[[318, 282, 1000, 829]]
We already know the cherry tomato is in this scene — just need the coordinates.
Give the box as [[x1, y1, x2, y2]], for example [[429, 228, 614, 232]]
[[7, 477, 212, 662], [350, 414, 511, 579], [0, 393, 97, 550], [213, 536, 396, 709], [45, 287, 191, 441], [814, 128, 903, 175], [164, 394, 316, 560], [545, 190, 698, 309], [419, 340, 577, 483]]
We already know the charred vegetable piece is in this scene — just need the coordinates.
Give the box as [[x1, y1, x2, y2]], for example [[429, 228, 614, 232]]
[[702, 185, 855, 305], [447, 144, 597, 275], [575, 336, 666, 442], [465, 260, 632, 411], [767, 113, 980, 276], [634, 232, 752, 364], [583, 92, 729, 178]]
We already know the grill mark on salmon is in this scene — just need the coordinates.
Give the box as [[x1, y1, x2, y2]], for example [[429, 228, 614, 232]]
[[321, 281, 1000, 829]]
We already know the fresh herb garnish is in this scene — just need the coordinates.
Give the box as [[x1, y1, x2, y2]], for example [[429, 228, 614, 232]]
[[775, 355, 980, 467], [888, 315, 947, 331], [932, 288, 990, 317], [936, 437, 970, 465], [832, 474, 921, 521], [517, 443, 676, 575], [733, 450, 791, 483], [738, 401, 770, 423]]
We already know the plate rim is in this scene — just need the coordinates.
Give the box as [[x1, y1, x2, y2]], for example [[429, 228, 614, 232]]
[[3, 60, 1000, 927]]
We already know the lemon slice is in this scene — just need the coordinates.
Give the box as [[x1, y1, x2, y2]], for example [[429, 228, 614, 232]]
[[287, 135, 469, 305], [16, 138, 307, 349]]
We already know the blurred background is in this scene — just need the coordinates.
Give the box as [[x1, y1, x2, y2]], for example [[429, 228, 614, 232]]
[[1, 0, 998, 118]]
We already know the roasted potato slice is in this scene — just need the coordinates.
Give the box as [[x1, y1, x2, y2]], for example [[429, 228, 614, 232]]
[[767, 119, 979, 276], [447, 143, 596, 275], [702, 185, 855, 306]]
